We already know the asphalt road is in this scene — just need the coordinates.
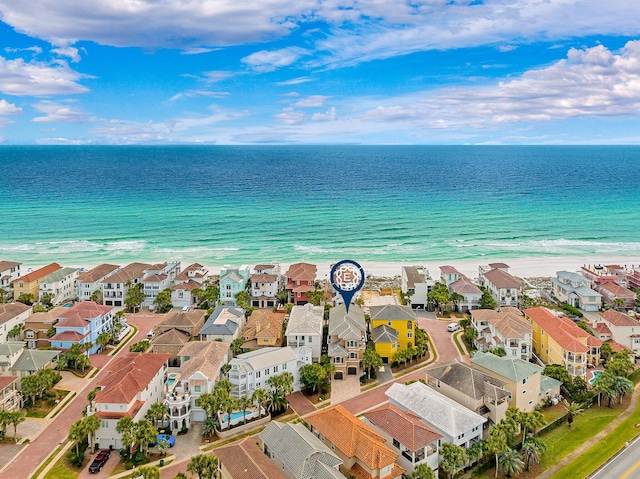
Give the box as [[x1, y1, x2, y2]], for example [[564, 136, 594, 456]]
[[590, 436, 640, 479]]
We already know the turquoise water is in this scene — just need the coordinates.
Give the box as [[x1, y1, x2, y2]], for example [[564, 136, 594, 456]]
[[167, 374, 177, 386], [589, 370, 602, 385], [223, 411, 246, 422], [1, 145, 639, 267]]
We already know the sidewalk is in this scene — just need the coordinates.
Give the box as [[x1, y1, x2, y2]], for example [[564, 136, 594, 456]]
[[537, 382, 640, 479]]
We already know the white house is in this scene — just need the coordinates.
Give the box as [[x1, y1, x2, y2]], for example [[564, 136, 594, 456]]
[[142, 262, 181, 308], [166, 341, 230, 429], [219, 265, 250, 306], [0, 261, 22, 289], [591, 310, 640, 355], [75, 264, 120, 302], [170, 263, 208, 308], [91, 353, 170, 449], [479, 264, 523, 308], [0, 302, 32, 343], [102, 262, 152, 308], [551, 271, 602, 312], [471, 309, 533, 360], [401, 266, 434, 309], [386, 381, 486, 449], [39, 267, 79, 305], [228, 346, 312, 398], [250, 264, 281, 309], [199, 306, 245, 343], [286, 303, 324, 362]]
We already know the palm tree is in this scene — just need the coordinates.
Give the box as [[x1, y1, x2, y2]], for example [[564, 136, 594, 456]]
[[187, 454, 218, 479], [155, 438, 170, 456], [439, 442, 468, 479], [96, 331, 111, 353], [146, 402, 168, 429], [520, 410, 545, 446], [564, 401, 585, 428], [407, 463, 436, 479], [83, 414, 100, 453], [116, 417, 135, 456], [486, 425, 509, 478], [203, 416, 219, 437], [132, 419, 158, 456], [134, 465, 161, 479], [611, 375, 634, 404], [499, 448, 524, 477], [7, 411, 24, 440], [592, 370, 616, 407], [230, 338, 244, 357], [467, 439, 485, 465], [68, 419, 85, 456], [521, 436, 547, 471], [251, 388, 270, 416], [363, 346, 383, 379], [237, 396, 252, 424]]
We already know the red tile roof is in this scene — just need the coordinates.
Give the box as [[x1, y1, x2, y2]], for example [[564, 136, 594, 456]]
[[94, 353, 169, 405], [362, 403, 442, 451], [0, 302, 31, 325], [483, 268, 523, 289], [524, 307, 601, 353], [0, 375, 18, 390], [307, 405, 398, 470], [439, 265, 460, 275], [600, 283, 635, 297], [285, 262, 317, 282], [599, 309, 639, 327], [76, 264, 120, 283], [56, 302, 112, 328], [95, 400, 145, 420], [217, 437, 287, 479], [50, 330, 89, 342], [12, 263, 61, 284]]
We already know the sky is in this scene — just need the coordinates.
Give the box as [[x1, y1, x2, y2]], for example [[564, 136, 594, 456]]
[[0, 1, 640, 145]]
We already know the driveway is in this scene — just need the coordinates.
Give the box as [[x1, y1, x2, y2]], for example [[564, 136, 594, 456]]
[[330, 375, 361, 405]]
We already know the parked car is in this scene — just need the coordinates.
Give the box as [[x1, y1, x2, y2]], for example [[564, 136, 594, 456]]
[[447, 322, 460, 332], [88, 449, 110, 473], [149, 433, 175, 448]]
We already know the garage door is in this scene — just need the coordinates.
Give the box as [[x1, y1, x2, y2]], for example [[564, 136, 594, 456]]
[[348, 367, 357, 375], [334, 371, 343, 380]]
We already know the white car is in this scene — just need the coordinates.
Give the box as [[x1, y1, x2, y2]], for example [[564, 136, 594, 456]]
[[447, 322, 460, 332]]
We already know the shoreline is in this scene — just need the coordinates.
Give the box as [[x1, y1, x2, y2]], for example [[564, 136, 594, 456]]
[[13, 256, 640, 280]]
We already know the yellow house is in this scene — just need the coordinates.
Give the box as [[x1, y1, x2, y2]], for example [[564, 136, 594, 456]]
[[12, 263, 61, 301], [370, 305, 416, 363], [525, 307, 601, 378]]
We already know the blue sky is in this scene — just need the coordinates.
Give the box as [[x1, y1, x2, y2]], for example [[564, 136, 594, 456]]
[[0, 1, 639, 145]]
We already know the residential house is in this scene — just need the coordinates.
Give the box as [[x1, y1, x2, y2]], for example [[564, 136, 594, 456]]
[[22, 306, 66, 349], [286, 303, 324, 362], [401, 266, 434, 310], [307, 404, 405, 479], [0, 342, 25, 375], [471, 309, 533, 360], [9, 348, 60, 378], [260, 421, 344, 479], [170, 263, 208, 308], [581, 264, 630, 287], [50, 302, 114, 354], [386, 382, 486, 448], [251, 264, 281, 309], [525, 306, 602, 377], [217, 436, 287, 479], [75, 264, 120, 302], [12, 263, 61, 302], [426, 361, 511, 425], [0, 376, 22, 412], [39, 267, 79, 305], [370, 305, 416, 362], [0, 261, 21, 289], [155, 308, 207, 338], [102, 262, 152, 307], [591, 310, 640, 355], [440, 266, 482, 312], [628, 268, 640, 290], [242, 310, 286, 349], [90, 352, 170, 449], [551, 271, 602, 312], [166, 341, 230, 428], [285, 262, 317, 305], [597, 283, 636, 309], [228, 346, 311, 399], [219, 265, 250, 306], [0, 302, 32, 343], [328, 304, 367, 379], [471, 352, 562, 412], [199, 306, 245, 343], [142, 262, 181, 308], [362, 403, 442, 475], [150, 329, 190, 363], [478, 264, 523, 308]]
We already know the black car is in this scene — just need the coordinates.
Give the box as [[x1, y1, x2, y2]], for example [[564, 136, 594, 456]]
[[88, 449, 110, 473]]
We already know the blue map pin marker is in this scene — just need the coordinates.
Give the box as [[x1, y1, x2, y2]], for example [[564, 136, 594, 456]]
[[330, 260, 365, 313]]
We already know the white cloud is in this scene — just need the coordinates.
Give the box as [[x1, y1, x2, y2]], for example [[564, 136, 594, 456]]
[[4, 46, 42, 55], [0, 99, 22, 116], [274, 107, 305, 124], [242, 47, 308, 72], [181, 47, 218, 55], [52, 46, 82, 63], [294, 95, 330, 107], [311, 107, 337, 121], [32, 100, 84, 123], [361, 41, 640, 128], [276, 76, 313, 86], [0, 56, 88, 96], [202, 71, 235, 83], [169, 90, 230, 101]]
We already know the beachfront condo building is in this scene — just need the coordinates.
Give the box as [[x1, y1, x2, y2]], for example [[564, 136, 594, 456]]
[[170, 263, 208, 308], [370, 304, 416, 363], [75, 264, 120, 302], [39, 267, 80, 305], [439, 265, 483, 312], [401, 265, 434, 309], [328, 303, 367, 379], [286, 303, 324, 362], [219, 265, 251, 306], [90, 353, 169, 450], [525, 306, 602, 377], [250, 264, 281, 309], [551, 271, 602, 312], [12, 263, 61, 302], [285, 262, 317, 305], [102, 262, 151, 307], [478, 263, 523, 308], [142, 262, 181, 308]]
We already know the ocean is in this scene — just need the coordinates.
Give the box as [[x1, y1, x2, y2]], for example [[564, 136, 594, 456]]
[[1, 145, 639, 269]]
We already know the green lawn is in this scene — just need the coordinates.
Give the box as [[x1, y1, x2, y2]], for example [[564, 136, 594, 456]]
[[552, 402, 640, 479], [540, 406, 622, 468], [43, 461, 79, 479]]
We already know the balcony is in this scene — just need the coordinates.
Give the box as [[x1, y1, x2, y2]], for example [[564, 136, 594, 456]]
[[564, 352, 586, 364]]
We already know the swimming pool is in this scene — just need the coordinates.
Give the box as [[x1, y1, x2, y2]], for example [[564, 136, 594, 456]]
[[222, 411, 246, 422], [167, 373, 178, 387], [589, 370, 602, 385]]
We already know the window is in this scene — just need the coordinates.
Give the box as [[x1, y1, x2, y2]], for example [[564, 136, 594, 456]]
[[194, 385, 201, 393], [26, 331, 34, 338], [392, 438, 400, 448], [301, 336, 305, 341], [265, 368, 270, 375], [256, 371, 261, 378], [388, 321, 392, 327], [348, 340, 357, 348], [335, 357, 343, 364], [101, 420, 108, 428], [407, 321, 412, 330], [283, 363, 287, 370], [522, 378, 527, 384], [308, 336, 312, 343], [407, 332, 413, 338], [349, 352, 357, 359], [274, 365, 279, 373]]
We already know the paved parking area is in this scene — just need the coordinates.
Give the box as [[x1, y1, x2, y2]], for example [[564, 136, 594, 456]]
[[330, 375, 361, 405]]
